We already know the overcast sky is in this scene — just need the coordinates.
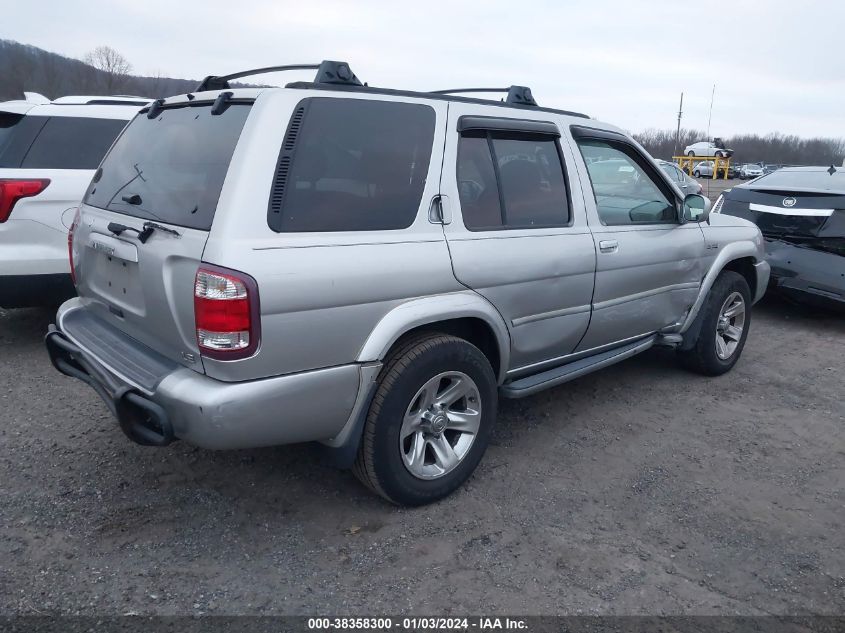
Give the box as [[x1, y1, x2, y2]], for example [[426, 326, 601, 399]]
[[5, 0, 844, 137]]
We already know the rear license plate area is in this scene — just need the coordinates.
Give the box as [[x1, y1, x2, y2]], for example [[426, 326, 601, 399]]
[[88, 250, 145, 310]]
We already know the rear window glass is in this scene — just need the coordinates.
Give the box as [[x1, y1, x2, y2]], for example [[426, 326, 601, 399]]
[[85, 103, 251, 230], [268, 98, 435, 232], [750, 169, 845, 192], [0, 114, 46, 168], [21, 116, 128, 170], [0, 113, 25, 162]]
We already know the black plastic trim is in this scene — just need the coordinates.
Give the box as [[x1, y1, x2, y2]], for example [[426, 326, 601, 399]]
[[195, 61, 362, 92], [266, 99, 311, 231], [569, 124, 628, 142], [458, 115, 559, 136], [284, 81, 590, 119], [45, 327, 175, 447]]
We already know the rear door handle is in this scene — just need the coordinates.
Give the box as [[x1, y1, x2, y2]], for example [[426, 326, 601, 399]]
[[599, 239, 618, 253]]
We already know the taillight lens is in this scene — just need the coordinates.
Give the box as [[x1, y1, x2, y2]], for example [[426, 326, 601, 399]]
[[194, 266, 260, 360], [68, 207, 81, 284], [0, 179, 50, 223]]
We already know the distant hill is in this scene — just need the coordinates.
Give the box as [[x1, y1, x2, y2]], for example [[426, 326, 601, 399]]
[[2, 39, 842, 167], [0, 39, 203, 101]]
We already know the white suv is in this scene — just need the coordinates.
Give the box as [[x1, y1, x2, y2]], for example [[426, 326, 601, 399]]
[[0, 93, 149, 308], [684, 140, 734, 158]]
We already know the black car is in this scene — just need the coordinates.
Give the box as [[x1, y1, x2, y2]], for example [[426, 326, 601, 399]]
[[716, 166, 844, 311]]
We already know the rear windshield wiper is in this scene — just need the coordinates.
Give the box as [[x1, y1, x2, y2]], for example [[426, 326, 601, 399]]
[[107, 221, 181, 244]]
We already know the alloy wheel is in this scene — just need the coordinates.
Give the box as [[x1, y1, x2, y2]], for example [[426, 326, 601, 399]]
[[399, 371, 482, 480], [715, 291, 746, 360]]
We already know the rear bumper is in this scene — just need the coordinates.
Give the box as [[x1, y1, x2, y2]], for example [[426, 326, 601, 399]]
[[46, 301, 366, 449], [0, 273, 75, 309]]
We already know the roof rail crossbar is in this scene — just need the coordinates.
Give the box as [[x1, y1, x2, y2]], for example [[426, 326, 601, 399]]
[[431, 87, 510, 94], [430, 85, 538, 107], [196, 60, 362, 92]]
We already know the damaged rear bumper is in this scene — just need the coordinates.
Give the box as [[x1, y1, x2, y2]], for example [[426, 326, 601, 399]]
[[766, 239, 845, 310]]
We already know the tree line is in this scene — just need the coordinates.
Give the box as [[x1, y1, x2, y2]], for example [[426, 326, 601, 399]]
[[0, 39, 200, 102], [2, 38, 843, 167], [633, 127, 845, 167]]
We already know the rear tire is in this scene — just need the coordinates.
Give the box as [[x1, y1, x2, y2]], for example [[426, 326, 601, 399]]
[[679, 271, 751, 376], [353, 334, 497, 506]]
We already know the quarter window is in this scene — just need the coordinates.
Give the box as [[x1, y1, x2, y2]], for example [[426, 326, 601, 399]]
[[21, 116, 128, 170], [577, 140, 677, 225], [269, 98, 435, 232], [457, 131, 570, 230]]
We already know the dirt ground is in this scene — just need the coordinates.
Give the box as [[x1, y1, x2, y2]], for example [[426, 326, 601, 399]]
[[0, 297, 843, 616]]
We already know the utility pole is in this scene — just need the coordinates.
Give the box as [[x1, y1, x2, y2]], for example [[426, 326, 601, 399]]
[[673, 92, 684, 158], [706, 84, 716, 141]]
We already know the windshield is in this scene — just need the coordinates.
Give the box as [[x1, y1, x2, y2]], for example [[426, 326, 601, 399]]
[[84, 102, 251, 230], [750, 168, 845, 192]]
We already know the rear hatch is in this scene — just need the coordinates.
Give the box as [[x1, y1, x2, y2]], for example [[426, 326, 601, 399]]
[[71, 96, 253, 372]]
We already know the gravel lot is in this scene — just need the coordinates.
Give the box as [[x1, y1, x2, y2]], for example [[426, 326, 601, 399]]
[[1, 298, 843, 616], [699, 177, 739, 202]]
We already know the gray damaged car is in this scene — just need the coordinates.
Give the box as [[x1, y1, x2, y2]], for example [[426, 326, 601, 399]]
[[46, 61, 770, 505]]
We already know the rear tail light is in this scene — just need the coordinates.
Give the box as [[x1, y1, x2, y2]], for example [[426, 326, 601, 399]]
[[0, 179, 50, 223], [194, 266, 260, 360], [68, 207, 81, 284]]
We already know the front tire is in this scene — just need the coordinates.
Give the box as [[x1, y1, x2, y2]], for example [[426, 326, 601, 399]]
[[679, 271, 751, 376], [693, 170, 701, 178], [687, 151, 695, 157], [353, 334, 497, 505]]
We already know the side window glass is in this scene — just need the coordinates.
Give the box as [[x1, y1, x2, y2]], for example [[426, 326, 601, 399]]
[[457, 130, 570, 230], [456, 133, 503, 229], [270, 98, 435, 233], [492, 135, 569, 228], [577, 140, 677, 226], [21, 117, 127, 170]]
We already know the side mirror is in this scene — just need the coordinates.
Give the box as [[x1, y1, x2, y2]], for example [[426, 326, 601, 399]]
[[683, 193, 711, 223]]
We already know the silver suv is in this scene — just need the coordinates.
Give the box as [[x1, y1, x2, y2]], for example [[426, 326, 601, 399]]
[[46, 61, 770, 505]]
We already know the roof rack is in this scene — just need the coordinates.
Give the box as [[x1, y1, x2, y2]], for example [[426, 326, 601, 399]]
[[196, 60, 362, 92], [431, 85, 538, 107]]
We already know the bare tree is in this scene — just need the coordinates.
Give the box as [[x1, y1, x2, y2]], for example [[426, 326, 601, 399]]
[[83, 45, 132, 93]]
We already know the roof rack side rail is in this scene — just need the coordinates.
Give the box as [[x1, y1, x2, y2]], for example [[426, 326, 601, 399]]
[[195, 60, 362, 92], [430, 85, 538, 107]]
